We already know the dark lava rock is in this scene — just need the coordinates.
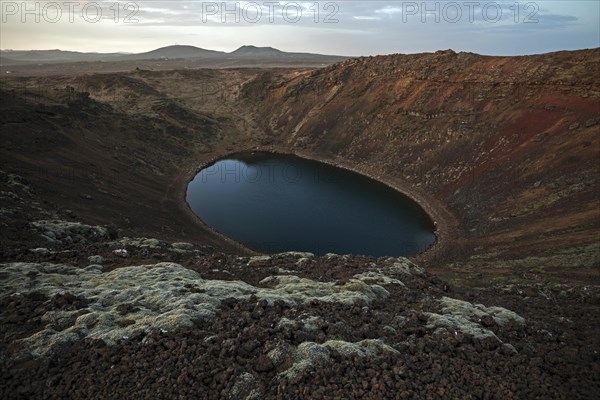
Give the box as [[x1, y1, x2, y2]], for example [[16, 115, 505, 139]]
[[480, 314, 497, 328], [254, 355, 275, 373], [116, 303, 140, 315]]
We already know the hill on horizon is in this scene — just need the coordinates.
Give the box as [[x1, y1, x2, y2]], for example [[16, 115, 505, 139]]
[[0, 45, 348, 65]]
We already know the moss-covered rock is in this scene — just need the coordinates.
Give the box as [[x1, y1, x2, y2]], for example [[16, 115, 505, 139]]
[[277, 339, 399, 380], [438, 296, 525, 326], [0, 262, 391, 356], [31, 220, 108, 245]]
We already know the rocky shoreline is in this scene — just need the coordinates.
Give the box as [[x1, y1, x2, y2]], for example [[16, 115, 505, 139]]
[[180, 146, 456, 261]]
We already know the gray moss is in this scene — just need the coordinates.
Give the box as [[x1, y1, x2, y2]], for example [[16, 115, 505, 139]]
[[115, 237, 162, 249], [281, 342, 332, 380], [424, 312, 499, 341], [171, 242, 194, 250], [323, 339, 399, 357], [267, 342, 296, 367], [229, 372, 262, 400], [389, 258, 426, 276], [424, 296, 525, 342], [32, 220, 108, 244], [278, 339, 399, 380], [247, 255, 272, 266], [352, 271, 406, 287], [0, 262, 391, 356], [30, 248, 50, 256], [438, 296, 525, 326], [276, 251, 315, 259], [87, 255, 104, 264], [277, 315, 324, 333], [258, 275, 389, 305]]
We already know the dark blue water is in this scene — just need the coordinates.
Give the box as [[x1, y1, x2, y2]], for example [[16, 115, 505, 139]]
[[186, 153, 435, 257]]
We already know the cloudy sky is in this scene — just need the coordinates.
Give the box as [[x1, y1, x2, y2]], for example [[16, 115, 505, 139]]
[[1, 1, 598, 55]]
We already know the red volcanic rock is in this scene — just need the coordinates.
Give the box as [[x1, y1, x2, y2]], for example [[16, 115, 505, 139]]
[[248, 49, 600, 282]]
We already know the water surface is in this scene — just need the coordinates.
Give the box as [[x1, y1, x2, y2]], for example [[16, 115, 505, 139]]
[[186, 153, 435, 257]]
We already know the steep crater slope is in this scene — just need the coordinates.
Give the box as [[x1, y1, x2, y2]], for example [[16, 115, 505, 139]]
[[247, 49, 600, 284], [0, 69, 269, 256]]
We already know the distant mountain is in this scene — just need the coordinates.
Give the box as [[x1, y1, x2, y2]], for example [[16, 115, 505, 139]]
[[231, 45, 345, 60], [230, 45, 285, 57], [120, 45, 225, 60], [0, 45, 348, 66], [0, 49, 123, 64]]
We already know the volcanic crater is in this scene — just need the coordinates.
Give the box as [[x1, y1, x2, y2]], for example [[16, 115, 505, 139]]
[[1, 48, 599, 399]]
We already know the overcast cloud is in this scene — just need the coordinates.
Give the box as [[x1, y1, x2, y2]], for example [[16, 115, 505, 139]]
[[0, 1, 598, 55]]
